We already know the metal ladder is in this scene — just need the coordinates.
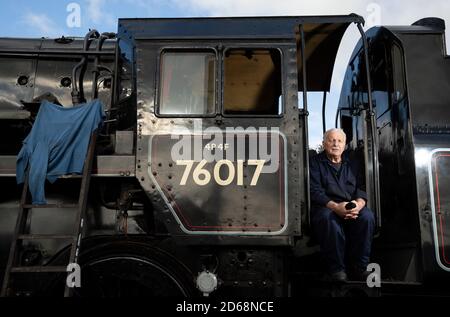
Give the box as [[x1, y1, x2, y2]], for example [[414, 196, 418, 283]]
[[1, 133, 97, 297]]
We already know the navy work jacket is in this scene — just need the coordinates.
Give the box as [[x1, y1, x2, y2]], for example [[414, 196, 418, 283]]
[[309, 150, 367, 208]]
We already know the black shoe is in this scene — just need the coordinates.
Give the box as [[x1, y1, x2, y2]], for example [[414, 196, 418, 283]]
[[348, 268, 371, 282], [329, 270, 348, 282]]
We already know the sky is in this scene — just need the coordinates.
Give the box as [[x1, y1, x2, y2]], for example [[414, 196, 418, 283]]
[[0, 0, 449, 149]]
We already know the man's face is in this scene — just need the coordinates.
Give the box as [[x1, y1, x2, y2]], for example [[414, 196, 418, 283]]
[[323, 131, 346, 158]]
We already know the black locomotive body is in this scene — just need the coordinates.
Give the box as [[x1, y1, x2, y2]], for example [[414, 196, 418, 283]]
[[0, 14, 448, 297]]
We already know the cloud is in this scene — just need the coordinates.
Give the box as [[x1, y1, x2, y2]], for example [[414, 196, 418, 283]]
[[85, 0, 116, 28], [124, 0, 182, 17], [23, 12, 65, 38], [86, 0, 105, 23]]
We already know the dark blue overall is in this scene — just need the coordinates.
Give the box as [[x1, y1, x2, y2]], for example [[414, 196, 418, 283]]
[[309, 151, 375, 274]]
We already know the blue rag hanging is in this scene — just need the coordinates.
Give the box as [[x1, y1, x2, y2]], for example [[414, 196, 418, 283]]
[[16, 99, 105, 204]]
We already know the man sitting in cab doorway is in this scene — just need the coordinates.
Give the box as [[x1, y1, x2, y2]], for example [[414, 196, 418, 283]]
[[309, 128, 375, 282]]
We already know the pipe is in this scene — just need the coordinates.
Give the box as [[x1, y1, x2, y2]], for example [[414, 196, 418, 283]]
[[71, 30, 99, 105], [91, 32, 116, 100], [0, 49, 114, 57], [78, 30, 100, 103]]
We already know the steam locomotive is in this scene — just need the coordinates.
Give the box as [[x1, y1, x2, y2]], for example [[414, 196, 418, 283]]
[[0, 14, 448, 297]]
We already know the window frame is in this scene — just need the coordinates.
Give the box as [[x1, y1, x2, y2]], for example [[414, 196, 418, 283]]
[[220, 46, 285, 118], [348, 48, 367, 110], [155, 47, 219, 118], [369, 42, 391, 119], [390, 41, 407, 105]]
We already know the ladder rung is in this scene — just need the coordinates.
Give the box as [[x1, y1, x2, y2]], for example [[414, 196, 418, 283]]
[[17, 234, 75, 240], [58, 174, 82, 179], [21, 204, 78, 209], [11, 266, 68, 273]]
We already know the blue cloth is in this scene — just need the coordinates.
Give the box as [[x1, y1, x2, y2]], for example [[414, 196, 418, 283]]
[[16, 100, 105, 204], [309, 150, 374, 274]]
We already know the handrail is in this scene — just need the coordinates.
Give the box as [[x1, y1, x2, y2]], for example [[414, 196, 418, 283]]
[[356, 22, 382, 228]]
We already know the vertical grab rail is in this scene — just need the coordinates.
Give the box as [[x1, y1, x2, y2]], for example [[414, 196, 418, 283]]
[[299, 24, 311, 229], [356, 22, 382, 228]]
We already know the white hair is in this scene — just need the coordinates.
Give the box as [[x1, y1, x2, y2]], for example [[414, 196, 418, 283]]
[[323, 128, 346, 142]]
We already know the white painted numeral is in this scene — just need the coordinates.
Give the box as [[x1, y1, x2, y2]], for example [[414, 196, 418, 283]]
[[176, 160, 266, 186], [236, 160, 244, 186], [177, 160, 194, 185], [214, 160, 235, 186], [193, 159, 211, 186], [248, 160, 265, 186]]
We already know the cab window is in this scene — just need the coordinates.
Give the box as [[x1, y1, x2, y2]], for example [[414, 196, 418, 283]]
[[158, 50, 216, 116], [370, 43, 390, 118], [391, 43, 406, 104], [223, 48, 282, 115]]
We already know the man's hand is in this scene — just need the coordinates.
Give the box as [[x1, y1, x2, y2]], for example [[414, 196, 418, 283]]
[[326, 201, 351, 219], [345, 199, 366, 220]]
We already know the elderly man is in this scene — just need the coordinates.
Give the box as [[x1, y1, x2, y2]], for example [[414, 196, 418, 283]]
[[309, 128, 375, 282]]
